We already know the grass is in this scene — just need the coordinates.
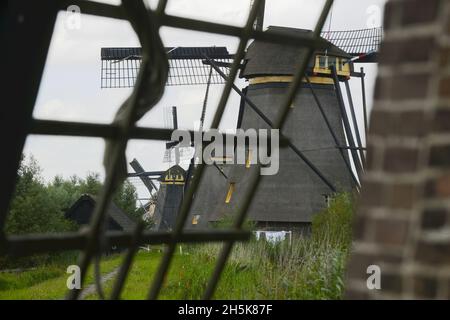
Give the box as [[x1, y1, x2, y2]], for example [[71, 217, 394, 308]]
[[87, 193, 354, 300], [1, 192, 354, 300], [0, 254, 123, 299]]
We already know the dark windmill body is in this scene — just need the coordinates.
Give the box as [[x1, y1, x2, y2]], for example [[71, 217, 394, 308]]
[[187, 27, 358, 231], [152, 165, 186, 231], [128, 158, 187, 231]]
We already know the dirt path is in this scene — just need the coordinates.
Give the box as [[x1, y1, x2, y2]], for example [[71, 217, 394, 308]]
[[79, 267, 119, 300]]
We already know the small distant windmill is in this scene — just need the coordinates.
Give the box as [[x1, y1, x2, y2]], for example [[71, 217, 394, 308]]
[[101, 0, 383, 231], [129, 158, 158, 195], [128, 158, 163, 220]]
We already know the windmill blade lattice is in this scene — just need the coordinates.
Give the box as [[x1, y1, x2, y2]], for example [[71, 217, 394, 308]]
[[321, 27, 383, 62], [101, 47, 233, 88]]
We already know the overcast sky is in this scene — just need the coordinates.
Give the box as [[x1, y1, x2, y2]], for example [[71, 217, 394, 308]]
[[26, 0, 387, 200]]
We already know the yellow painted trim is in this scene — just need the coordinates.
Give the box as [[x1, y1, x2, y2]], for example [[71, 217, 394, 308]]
[[314, 55, 351, 77], [248, 55, 351, 86], [210, 156, 233, 163], [225, 183, 235, 204], [192, 215, 200, 225], [304, 76, 334, 85], [249, 76, 293, 85], [246, 150, 252, 168], [160, 181, 185, 185], [249, 75, 334, 85]]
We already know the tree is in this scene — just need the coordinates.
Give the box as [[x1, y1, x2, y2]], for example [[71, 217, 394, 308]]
[[5, 155, 74, 235], [5, 155, 145, 235], [3, 155, 147, 267], [113, 179, 144, 221], [79, 173, 102, 195], [49, 172, 144, 217]]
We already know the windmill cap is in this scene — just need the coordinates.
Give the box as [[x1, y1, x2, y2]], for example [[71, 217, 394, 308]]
[[241, 26, 351, 79]]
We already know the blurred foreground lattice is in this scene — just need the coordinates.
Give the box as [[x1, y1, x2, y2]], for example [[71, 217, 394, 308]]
[[1, 0, 334, 300]]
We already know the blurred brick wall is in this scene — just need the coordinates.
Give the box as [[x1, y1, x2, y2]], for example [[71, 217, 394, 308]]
[[346, 0, 450, 299]]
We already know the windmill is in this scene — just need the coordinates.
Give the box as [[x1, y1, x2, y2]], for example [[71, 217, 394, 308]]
[[128, 158, 162, 221], [109, 46, 232, 230], [128, 156, 187, 230], [101, 0, 383, 231]]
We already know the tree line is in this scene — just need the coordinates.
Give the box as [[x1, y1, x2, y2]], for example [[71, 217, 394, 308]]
[[5, 155, 144, 235]]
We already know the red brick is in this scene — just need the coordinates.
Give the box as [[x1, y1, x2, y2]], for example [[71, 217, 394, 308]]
[[383, 147, 420, 173], [447, 16, 450, 35], [346, 252, 402, 279], [369, 110, 393, 138], [353, 214, 367, 241], [421, 208, 448, 230], [373, 218, 409, 246], [429, 145, 450, 168], [346, 253, 376, 279], [439, 76, 450, 98], [388, 183, 419, 210], [432, 109, 450, 133], [393, 110, 428, 138], [374, 73, 431, 101], [379, 37, 436, 65], [360, 181, 389, 208], [370, 110, 428, 139], [415, 241, 450, 265], [374, 76, 393, 100], [391, 73, 431, 101], [346, 0, 449, 300], [413, 275, 439, 299], [382, 272, 403, 294], [383, 1, 401, 30], [440, 48, 450, 67], [401, 0, 440, 26], [365, 143, 381, 170], [345, 290, 370, 300], [425, 174, 450, 198], [447, 279, 450, 299]]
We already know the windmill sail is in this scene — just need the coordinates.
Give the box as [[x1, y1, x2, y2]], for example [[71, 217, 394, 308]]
[[129, 158, 157, 195], [321, 27, 383, 62], [101, 46, 233, 88], [100, 28, 382, 89]]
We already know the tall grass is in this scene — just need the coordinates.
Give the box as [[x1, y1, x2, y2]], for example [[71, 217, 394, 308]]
[[1, 193, 355, 300], [177, 192, 355, 299]]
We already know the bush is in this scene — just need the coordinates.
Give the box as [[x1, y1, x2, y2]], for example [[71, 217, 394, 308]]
[[311, 192, 354, 249]]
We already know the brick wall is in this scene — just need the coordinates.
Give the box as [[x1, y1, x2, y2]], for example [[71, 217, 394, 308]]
[[346, 0, 450, 299]]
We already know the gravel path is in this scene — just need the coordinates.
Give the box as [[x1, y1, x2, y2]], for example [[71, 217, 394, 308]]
[[79, 267, 119, 300]]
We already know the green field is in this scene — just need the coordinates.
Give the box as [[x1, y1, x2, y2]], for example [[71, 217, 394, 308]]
[[0, 254, 123, 300], [0, 193, 354, 300]]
